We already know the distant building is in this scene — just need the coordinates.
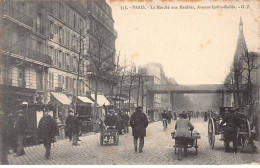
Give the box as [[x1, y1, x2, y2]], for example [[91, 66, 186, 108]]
[[225, 17, 259, 108]]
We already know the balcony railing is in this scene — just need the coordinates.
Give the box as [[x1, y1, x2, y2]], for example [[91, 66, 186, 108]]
[[3, 4, 33, 28], [7, 44, 52, 65]]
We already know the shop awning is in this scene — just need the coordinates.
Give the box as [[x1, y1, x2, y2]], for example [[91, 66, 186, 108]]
[[77, 96, 93, 104], [91, 94, 110, 106], [51, 92, 72, 105]]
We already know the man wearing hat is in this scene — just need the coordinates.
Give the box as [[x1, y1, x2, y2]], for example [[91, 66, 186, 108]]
[[104, 109, 117, 128], [14, 110, 27, 157], [130, 106, 148, 153], [71, 113, 82, 146], [65, 109, 74, 142], [174, 111, 194, 157], [38, 108, 58, 159], [220, 108, 240, 153]]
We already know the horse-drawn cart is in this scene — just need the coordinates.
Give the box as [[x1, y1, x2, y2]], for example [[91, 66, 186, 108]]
[[208, 107, 251, 149]]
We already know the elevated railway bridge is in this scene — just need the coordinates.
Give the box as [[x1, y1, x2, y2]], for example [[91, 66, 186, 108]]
[[147, 84, 246, 110]]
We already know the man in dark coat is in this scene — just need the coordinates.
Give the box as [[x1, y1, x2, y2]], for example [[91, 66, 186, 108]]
[[104, 109, 117, 127], [167, 111, 173, 124], [0, 110, 9, 164], [72, 113, 82, 146], [116, 110, 124, 135], [130, 106, 148, 153], [162, 110, 168, 128], [38, 109, 58, 159], [123, 112, 130, 133], [65, 109, 74, 141], [220, 108, 240, 153], [14, 110, 27, 156], [7, 112, 16, 153]]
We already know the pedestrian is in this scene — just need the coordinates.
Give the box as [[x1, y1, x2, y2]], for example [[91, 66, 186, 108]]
[[174, 112, 194, 157], [167, 111, 173, 124], [72, 113, 82, 146], [116, 109, 123, 135], [65, 109, 74, 142], [173, 112, 177, 120], [130, 106, 148, 153], [122, 112, 130, 133], [7, 112, 17, 154], [220, 108, 240, 153], [14, 110, 27, 157], [188, 111, 191, 121], [38, 108, 58, 159], [204, 112, 208, 121], [104, 109, 117, 127], [0, 109, 10, 164], [162, 110, 168, 128]]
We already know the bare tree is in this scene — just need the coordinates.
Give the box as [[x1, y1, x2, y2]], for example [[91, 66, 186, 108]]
[[86, 26, 116, 120], [224, 58, 245, 107], [241, 50, 259, 105]]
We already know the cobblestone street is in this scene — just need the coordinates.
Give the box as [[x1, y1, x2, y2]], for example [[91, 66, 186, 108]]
[[8, 118, 259, 165]]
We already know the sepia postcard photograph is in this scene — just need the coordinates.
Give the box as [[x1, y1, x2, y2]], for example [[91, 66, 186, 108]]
[[0, 0, 259, 165]]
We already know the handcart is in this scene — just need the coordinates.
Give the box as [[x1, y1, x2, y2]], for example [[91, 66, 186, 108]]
[[171, 131, 201, 160]]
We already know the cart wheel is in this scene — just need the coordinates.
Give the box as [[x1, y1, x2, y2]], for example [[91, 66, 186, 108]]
[[208, 118, 215, 149], [100, 136, 103, 145]]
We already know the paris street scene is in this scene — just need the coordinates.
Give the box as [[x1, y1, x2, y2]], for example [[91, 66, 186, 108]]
[[0, 0, 259, 165]]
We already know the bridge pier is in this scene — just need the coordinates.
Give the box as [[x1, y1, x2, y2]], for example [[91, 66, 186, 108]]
[[168, 91, 173, 111]]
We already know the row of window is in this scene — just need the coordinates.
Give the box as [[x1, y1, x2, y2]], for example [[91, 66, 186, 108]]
[[49, 2, 85, 32], [48, 72, 86, 95], [49, 20, 82, 52], [48, 46, 86, 74]]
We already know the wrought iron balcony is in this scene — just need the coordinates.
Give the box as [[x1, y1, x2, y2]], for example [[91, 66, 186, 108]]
[[5, 44, 52, 65], [3, 4, 33, 28]]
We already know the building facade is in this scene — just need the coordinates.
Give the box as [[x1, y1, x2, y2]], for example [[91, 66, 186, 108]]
[[0, 0, 116, 139]]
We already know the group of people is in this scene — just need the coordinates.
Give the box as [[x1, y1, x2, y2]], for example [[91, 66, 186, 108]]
[[102, 109, 130, 135], [0, 108, 58, 164], [1, 105, 252, 165]]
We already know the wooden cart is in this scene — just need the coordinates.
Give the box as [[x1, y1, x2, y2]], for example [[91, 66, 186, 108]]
[[208, 107, 251, 149], [171, 131, 201, 160]]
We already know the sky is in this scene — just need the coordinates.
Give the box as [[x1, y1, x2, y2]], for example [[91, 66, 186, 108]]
[[107, 0, 260, 85]]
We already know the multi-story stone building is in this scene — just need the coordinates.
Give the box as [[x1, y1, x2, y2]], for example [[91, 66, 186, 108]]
[[0, 0, 116, 138], [84, 0, 117, 96]]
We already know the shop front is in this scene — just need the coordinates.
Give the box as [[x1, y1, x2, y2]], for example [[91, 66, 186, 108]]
[[91, 94, 110, 132], [49, 92, 72, 139], [76, 96, 94, 134]]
